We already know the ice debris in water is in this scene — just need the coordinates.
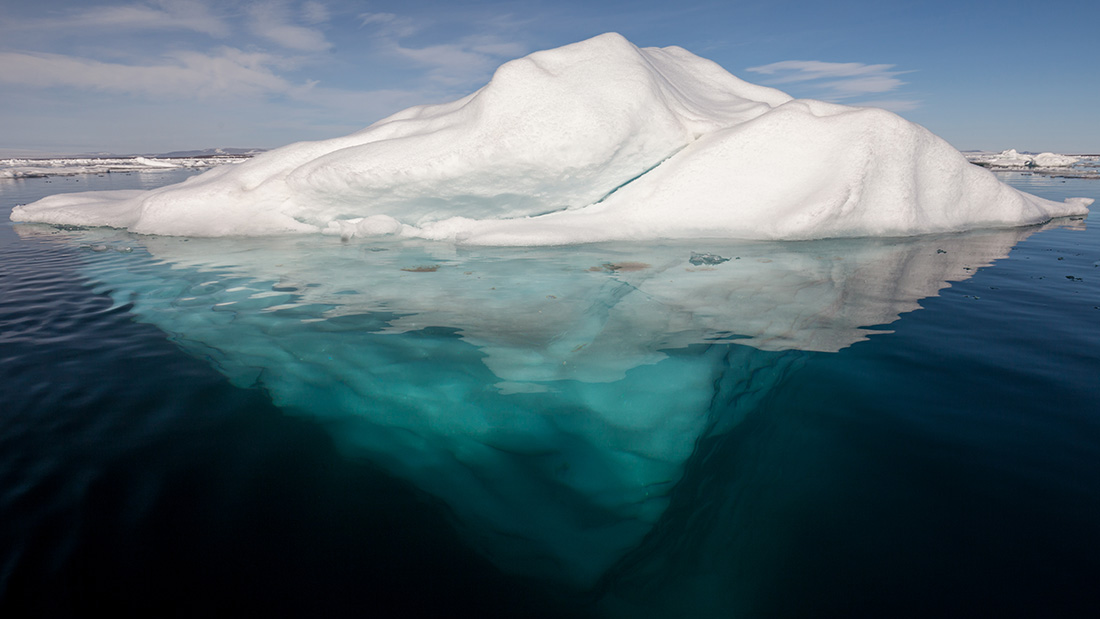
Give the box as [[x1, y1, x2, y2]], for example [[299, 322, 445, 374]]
[[0, 155, 248, 179], [10, 33, 1091, 243], [689, 252, 731, 266]]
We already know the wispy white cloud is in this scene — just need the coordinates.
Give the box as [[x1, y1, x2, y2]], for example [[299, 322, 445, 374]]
[[746, 60, 918, 109], [358, 13, 528, 88], [301, 1, 330, 25], [387, 39, 525, 85], [357, 12, 422, 38], [818, 75, 906, 98], [246, 0, 332, 52], [0, 3, 539, 150], [11, 0, 230, 38], [851, 99, 922, 113], [748, 60, 901, 84], [0, 48, 296, 99]]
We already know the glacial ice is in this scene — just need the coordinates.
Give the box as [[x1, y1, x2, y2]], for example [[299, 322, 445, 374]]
[[967, 149, 1080, 169], [10, 33, 1091, 242], [15, 218, 1078, 585]]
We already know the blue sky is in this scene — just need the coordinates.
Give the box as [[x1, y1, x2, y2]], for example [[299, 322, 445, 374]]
[[1, 0, 1096, 156]]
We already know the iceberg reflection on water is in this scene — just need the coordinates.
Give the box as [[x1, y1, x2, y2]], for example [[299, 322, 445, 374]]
[[11, 216, 1082, 588]]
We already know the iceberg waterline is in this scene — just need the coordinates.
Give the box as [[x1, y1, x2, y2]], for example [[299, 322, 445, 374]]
[[10, 33, 1091, 243]]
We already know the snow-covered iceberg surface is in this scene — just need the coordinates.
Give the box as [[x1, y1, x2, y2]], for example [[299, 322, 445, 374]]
[[14, 219, 1079, 585], [11, 33, 1090, 243]]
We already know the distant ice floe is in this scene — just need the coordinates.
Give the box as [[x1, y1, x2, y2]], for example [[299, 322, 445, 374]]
[[11, 33, 1093, 243], [0, 155, 249, 179], [966, 149, 1100, 177], [967, 148, 1076, 168]]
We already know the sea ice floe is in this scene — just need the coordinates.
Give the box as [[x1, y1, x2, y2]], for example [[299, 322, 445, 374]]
[[0, 155, 246, 179], [966, 148, 1080, 169]]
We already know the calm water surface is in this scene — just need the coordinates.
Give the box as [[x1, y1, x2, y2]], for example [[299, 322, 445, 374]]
[[1, 169, 1098, 617]]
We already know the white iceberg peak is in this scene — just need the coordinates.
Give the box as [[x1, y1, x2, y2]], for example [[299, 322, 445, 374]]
[[11, 33, 1091, 242]]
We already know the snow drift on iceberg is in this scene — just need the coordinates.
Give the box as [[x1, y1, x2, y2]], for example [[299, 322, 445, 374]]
[[10, 33, 1091, 242]]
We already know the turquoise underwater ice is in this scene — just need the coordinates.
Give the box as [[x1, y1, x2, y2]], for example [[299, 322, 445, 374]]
[[12, 217, 1078, 587]]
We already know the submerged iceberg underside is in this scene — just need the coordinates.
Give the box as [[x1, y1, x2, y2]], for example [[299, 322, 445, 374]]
[[11, 33, 1091, 242], [16, 219, 1072, 586]]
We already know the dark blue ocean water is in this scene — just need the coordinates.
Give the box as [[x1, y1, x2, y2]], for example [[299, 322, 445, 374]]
[[1, 169, 1098, 617]]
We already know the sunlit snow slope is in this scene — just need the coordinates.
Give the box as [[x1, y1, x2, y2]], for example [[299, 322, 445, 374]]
[[11, 33, 1091, 242]]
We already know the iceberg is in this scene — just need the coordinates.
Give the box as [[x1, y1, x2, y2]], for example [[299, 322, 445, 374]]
[[14, 218, 1079, 586], [10, 33, 1090, 242]]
